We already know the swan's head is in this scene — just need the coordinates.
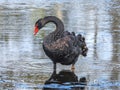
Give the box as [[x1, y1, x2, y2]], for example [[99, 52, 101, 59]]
[[34, 19, 44, 35]]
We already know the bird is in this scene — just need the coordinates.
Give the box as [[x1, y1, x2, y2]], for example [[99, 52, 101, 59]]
[[34, 16, 88, 71]]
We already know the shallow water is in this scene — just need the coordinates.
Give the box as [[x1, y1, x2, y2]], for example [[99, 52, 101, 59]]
[[0, 0, 120, 90]]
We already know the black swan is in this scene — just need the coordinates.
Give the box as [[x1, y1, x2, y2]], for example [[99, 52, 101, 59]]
[[34, 16, 88, 70]]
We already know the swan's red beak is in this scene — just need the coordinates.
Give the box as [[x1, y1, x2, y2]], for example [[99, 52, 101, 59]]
[[34, 25, 39, 35]]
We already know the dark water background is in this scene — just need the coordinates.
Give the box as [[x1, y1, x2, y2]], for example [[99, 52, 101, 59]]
[[0, 0, 120, 90]]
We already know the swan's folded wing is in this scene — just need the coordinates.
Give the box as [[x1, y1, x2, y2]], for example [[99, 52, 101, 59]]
[[45, 35, 75, 52]]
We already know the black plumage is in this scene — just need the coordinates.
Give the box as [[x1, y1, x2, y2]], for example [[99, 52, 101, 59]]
[[34, 16, 88, 70]]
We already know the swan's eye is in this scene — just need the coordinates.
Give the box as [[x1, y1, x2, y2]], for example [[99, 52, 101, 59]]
[[37, 19, 43, 29]]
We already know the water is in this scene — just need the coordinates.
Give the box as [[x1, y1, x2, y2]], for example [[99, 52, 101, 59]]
[[0, 0, 120, 90]]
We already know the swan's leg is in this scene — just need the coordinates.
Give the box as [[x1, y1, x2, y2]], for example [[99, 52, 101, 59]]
[[53, 63, 56, 72], [71, 58, 78, 71], [71, 64, 75, 72]]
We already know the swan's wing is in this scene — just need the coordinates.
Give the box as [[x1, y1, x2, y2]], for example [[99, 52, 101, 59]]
[[44, 33, 88, 57], [45, 35, 73, 51], [43, 33, 88, 65], [44, 35, 80, 63]]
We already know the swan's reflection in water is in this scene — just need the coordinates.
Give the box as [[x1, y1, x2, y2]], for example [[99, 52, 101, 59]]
[[43, 70, 87, 90]]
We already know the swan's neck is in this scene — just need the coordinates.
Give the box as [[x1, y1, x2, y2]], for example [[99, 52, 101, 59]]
[[43, 16, 64, 34]]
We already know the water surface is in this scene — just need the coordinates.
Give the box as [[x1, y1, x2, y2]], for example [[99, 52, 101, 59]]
[[0, 0, 120, 90]]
